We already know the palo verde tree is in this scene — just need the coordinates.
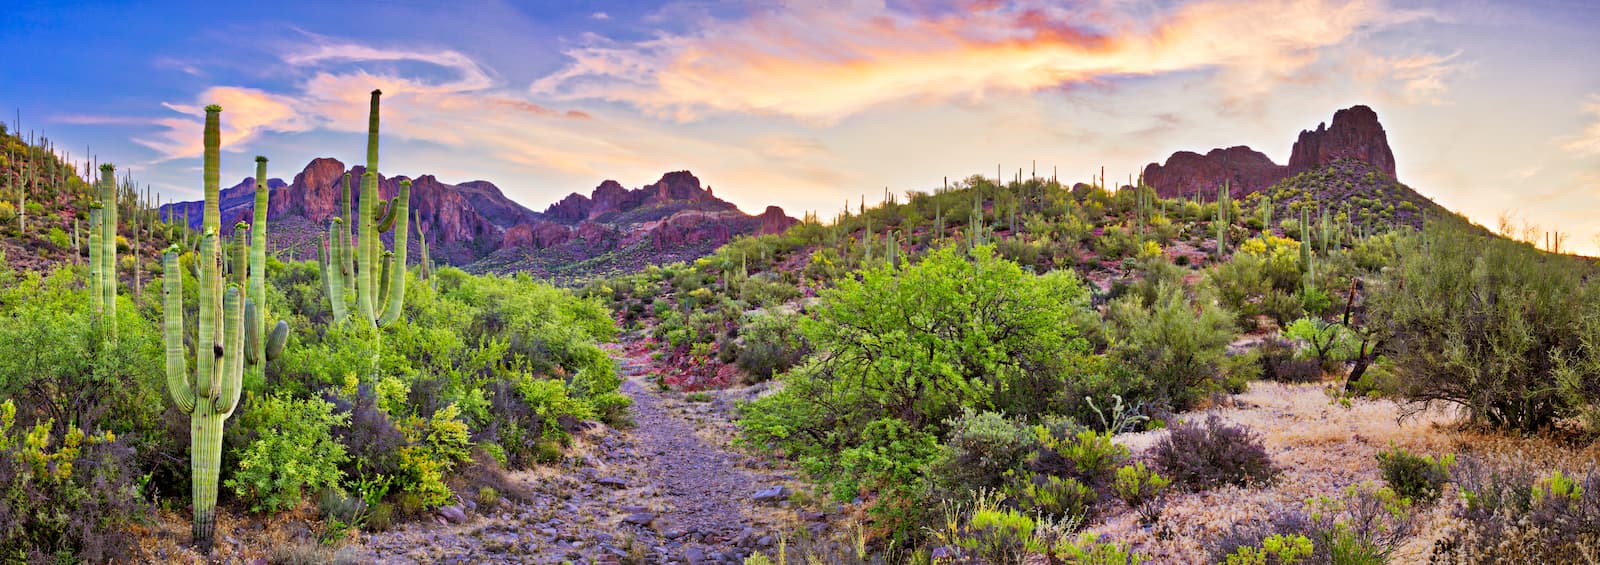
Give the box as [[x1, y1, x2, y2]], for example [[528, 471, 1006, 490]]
[[161, 105, 287, 552]]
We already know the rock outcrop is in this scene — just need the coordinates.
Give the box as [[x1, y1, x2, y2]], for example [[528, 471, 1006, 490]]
[[1286, 105, 1396, 178], [1142, 105, 1398, 199]]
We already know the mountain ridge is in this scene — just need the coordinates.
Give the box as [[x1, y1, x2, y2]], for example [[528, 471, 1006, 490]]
[[157, 160, 798, 269]]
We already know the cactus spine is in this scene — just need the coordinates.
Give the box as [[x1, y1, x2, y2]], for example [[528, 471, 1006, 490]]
[[163, 104, 245, 553]]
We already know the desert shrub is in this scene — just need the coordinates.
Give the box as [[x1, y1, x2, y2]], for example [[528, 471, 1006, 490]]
[[1009, 471, 1096, 522], [227, 394, 350, 514], [1370, 223, 1600, 431], [1208, 238, 1305, 326], [325, 384, 405, 479], [734, 311, 810, 382], [929, 409, 1033, 493], [739, 245, 1095, 538], [1113, 462, 1171, 523], [1305, 483, 1415, 565], [1436, 456, 1600, 562], [1153, 414, 1278, 490], [1283, 317, 1352, 372], [1222, 533, 1314, 565], [0, 272, 165, 444], [1106, 283, 1237, 411], [0, 399, 152, 563], [1257, 338, 1322, 383], [1374, 446, 1452, 503]]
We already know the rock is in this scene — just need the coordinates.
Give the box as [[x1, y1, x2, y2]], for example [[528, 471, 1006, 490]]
[[1287, 105, 1396, 180], [597, 476, 629, 489], [1142, 105, 1398, 200], [622, 512, 656, 526], [751, 485, 789, 504], [438, 505, 469, 524], [685, 547, 707, 565]]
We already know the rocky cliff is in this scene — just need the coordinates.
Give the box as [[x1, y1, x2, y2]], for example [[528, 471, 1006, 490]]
[[1143, 105, 1397, 199], [159, 160, 796, 276]]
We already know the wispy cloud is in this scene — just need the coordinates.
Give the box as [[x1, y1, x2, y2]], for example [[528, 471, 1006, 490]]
[[1561, 94, 1600, 156], [530, 0, 1428, 123], [1353, 49, 1467, 106]]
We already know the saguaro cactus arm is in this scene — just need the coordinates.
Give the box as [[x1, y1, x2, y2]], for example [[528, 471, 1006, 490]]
[[217, 285, 245, 417], [378, 179, 410, 326], [248, 156, 269, 369], [161, 247, 195, 415]]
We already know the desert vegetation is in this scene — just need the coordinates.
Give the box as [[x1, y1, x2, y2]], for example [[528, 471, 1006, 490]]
[[1, 94, 1597, 563], [592, 166, 1600, 563], [0, 95, 624, 562]]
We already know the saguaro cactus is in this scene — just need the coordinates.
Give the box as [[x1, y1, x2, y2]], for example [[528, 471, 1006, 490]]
[[245, 156, 289, 385], [91, 164, 118, 333], [1214, 181, 1231, 258], [320, 89, 409, 328], [162, 104, 239, 553], [161, 104, 286, 553]]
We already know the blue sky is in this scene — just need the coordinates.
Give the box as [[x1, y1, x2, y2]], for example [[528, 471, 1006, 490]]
[[4, 0, 1600, 251]]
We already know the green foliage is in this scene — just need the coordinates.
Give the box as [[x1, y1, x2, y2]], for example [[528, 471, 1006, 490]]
[[1112, 462, 1170, 522], [930, 409, 1033, 493], [1374, 446, 1452, 503], [734, 310, 810, 381], [1283, 316, 1352, 371], [1052, 532, 1146, 565], [1370, 223, 1600, 431], [0, 399, 150, 563], [739, 245, 1094, 529], [1106, 283, 1237, 411], [1223, 533, 1314, 565], [227, 394, 349, 514]]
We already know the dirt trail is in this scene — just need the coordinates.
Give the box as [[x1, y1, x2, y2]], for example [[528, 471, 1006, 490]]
[[359, 343, 800, 564]]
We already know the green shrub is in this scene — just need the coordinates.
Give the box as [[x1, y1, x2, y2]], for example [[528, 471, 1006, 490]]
[[739, 245, 1095, 538], [1223, 533, 1314, 565], [227, 394, 350, 514], [929, 410, 1033, 493], [1113, 462, 1171, 523], [734, 311, 810, 382], [0, 399, 151, 562], [1052, 533, 1147, 565], [1370, 223, 1600, 431], [1374, 446, 1452, 503], [1106, 283, 1237, 411]]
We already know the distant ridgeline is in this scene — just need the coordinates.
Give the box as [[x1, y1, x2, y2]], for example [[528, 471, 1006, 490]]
[[157, 163, 796, 281]]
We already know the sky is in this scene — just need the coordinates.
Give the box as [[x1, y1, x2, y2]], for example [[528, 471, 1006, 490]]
[[3, 0, 1599, 251]]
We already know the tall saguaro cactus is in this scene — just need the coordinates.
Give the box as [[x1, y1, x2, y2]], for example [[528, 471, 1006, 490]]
[[319, 89, 408, 328], [245, 156, 289, 386], [90, 164, 119, 335], [162, 105, 285, 553]]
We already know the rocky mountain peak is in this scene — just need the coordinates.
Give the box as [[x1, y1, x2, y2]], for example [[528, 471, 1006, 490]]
[[1142, 105, 1398, 199]]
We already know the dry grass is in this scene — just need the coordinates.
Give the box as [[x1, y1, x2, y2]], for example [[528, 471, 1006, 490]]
[[1096, 382, 1599, 563]]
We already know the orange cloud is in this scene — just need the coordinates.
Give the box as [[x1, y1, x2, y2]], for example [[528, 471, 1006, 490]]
[[531, 0, 1427, 123], [137, 87, 311, 159]]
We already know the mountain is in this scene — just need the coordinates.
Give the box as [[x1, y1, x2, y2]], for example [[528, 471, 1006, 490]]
[[158, 160, 797, 277], [1142, 105, 1397, 199]]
